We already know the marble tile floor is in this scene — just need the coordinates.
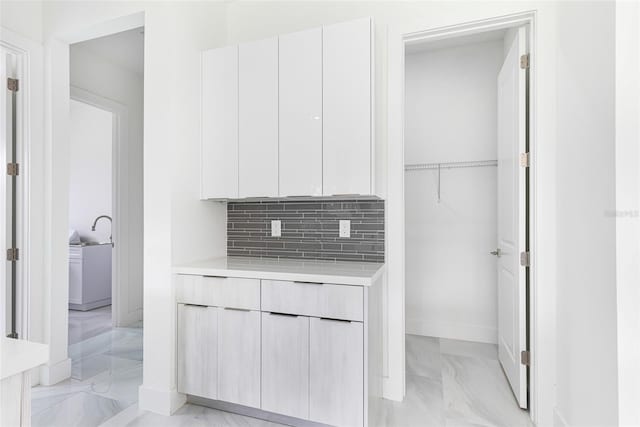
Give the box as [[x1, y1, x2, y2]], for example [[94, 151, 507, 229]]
[[80, 334, 533, 427], [380, 335, 534, 427], [68, 305, 113, 345], [32, 325, 143, 427]]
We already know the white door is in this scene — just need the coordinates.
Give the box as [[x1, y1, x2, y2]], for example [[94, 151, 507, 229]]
[[201, 46, 238, 199], [217, 307, 261, 407], [238, 37, 279, 198], [497, 26, 528, 409], [261, 312, 310, 419], [279, 27, 323, 197], [322, 18, 371, 196]]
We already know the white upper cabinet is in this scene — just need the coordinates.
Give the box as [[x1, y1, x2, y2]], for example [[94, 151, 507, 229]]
[[239, 37, 279, 198], [201, 46, 238, 199], [278, 27, 323, 197], [322, 17, 372, 196], [200, 18, 374, 199]]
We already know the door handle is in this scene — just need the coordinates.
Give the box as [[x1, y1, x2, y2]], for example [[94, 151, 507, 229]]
[[490, 248, 502, 257]]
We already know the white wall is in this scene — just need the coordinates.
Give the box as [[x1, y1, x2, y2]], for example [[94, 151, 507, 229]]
[[554, 1, 618, 426], [404, 40, 503, 344], [615, 2, 640, 425], [70, 41, 144, 326], [68, 99, 112, 243], [0, 1, 43, 43]]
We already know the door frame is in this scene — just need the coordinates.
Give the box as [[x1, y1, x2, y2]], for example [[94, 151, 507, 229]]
[[0, 27, 42, 342], [69, 86, 129, 328], [386, 11, 553, 425]]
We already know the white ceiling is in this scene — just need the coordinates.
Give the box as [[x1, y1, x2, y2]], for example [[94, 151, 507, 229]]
[[73, 27, 144, 75], [405, 28, 507, 55]]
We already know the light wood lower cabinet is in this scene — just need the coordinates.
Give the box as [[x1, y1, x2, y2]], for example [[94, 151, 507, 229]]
[[309, 317, 364, 427], [261, 312, 309, 419], [217, 308, 261, 407], [177, 304, 218, 399], [175, 274, 382, 427]]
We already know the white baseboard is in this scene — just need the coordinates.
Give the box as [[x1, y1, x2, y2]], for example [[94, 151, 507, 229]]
[[406, 318, 497, 344], [39, 357, 71, 385], [553, 407, 569, 427], [383, 375, 404, 402], [69, 298, 111, 311], [117, 308, 143, 327], [138, 384, 186, 416]]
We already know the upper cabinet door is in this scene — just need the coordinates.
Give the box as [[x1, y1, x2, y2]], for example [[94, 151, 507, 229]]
[[323, 18, 372, 196], [279, 28, 323, 197], [201, 46, 239, 199], [239, 37, 279, 198]]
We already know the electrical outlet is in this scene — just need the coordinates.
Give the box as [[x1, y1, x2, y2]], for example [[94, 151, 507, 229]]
[[339, 220, 350, 238], [271, 220, 281, 237]]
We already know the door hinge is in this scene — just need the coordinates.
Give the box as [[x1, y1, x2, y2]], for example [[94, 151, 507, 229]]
[[7, 78, 19, 92], [521, 350, 531, 366], [7, 163, 19, 176], [520, 54, 530, 69], [520, 152, 530, 168], [520, 251, 530, 267], [6, 248, 19, 262]]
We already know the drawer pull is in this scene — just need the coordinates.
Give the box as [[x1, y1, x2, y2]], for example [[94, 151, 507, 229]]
[[319, 317, 352, 323], [204, 275, 228, 279], [268, 312, 299, 318], [293, 281, 323, 285], [183, 303, 208, 308], [223, 307, 251, 312]]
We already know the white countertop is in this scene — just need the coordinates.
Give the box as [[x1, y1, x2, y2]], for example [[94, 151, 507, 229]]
[[173, 256, 385, 286], [1, 338, 48, 380]]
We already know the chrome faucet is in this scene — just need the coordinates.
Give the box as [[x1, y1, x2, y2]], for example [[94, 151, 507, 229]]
[[91, 215, 113, 247]]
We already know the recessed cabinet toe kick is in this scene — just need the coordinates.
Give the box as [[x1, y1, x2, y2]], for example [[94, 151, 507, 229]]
[[175, 270, 383, 427]]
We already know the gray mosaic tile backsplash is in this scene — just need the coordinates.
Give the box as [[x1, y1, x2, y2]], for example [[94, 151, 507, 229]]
[[227, 199, 384, 262]]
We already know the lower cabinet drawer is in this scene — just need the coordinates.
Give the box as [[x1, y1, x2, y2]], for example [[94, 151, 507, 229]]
[[175, 274, 260, 310], [261, 280, 363, 321]]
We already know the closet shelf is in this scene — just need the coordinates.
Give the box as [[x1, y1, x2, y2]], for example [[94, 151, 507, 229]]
[[404, 159, 497, 203], [404, 159, 497, 171]]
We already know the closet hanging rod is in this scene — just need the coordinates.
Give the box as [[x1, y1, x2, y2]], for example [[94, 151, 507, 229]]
[[404, 159, 498, 171]]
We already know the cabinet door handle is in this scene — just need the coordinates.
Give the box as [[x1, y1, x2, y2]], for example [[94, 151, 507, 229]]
[[294, 281, 323, 285], [204, 275, 228, 279], [319, 317, 352, 323], [223, 307, 251, 312], [268, 312, 299, 318], [183, 303, 208, 308]]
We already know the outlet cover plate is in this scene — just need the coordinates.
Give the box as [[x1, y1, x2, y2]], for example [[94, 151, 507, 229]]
[[339, 220, 350, 238], [271, 220, 281, 237]]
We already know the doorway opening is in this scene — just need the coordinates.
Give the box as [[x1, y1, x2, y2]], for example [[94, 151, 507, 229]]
[[31, 25, 145, 425], [402, 25, 533, 425], [68, 98, 114, 344]]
